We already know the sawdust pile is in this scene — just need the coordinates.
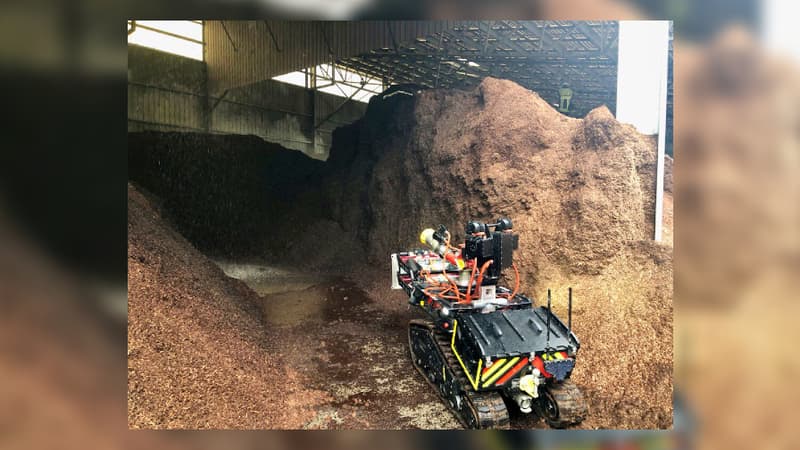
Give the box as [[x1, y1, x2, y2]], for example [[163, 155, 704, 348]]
[[676, 28, 800, 309], [326, 77, 673, 428], [329, 78, 665, 276], [127, 183, 329, 429], [1, 207, 217, 449], [675, 28, 800, 449]]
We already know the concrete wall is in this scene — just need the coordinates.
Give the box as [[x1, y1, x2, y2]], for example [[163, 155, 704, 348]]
[[211, 77, 366, 157], [127, 45, 367, 159], [128, 45, 207, 132]]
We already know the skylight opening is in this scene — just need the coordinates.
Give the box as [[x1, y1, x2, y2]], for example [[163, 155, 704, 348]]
[[128, 20, 204, 61], [272, 63, 385, 103]]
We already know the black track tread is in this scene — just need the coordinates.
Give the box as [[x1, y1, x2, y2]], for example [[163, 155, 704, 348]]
[[465, 389, 510, 429], [542, 379, 588, 428], [409, 319, 510, 429]]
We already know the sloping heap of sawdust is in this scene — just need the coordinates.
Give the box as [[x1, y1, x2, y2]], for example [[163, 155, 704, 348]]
[[675, 28, 800, 449], [327, 77, 673, 429], [127, 183, 329, 428]]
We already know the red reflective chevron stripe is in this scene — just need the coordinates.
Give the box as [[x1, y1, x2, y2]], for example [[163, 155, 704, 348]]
[[494, 358, 529, 386]]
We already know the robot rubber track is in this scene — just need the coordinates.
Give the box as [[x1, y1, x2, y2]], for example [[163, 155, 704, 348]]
[[408, 319, 510, 429], [537, 377, 588, 428]]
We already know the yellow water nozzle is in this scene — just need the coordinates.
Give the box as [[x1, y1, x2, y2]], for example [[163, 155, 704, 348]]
[[420, 228, 436, 247]]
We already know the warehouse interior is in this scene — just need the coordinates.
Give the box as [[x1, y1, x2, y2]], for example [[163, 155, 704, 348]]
[[127, 20, 674, 430], [128, 21, 675, 159]]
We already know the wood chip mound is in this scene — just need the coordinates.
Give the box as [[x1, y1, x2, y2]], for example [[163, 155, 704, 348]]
[[325, 77, 674, 428], [127, 183, 329, 429]]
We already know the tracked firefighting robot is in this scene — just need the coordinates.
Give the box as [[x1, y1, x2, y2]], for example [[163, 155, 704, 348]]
[[391, 218, 588, 429]]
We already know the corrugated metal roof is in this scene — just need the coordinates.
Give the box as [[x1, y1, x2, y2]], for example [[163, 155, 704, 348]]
[[205, 21, 457, 93], [205, 20, 622, 116]]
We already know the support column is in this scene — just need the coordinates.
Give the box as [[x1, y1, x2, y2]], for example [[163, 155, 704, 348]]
[[616, 20, 670, 241]]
